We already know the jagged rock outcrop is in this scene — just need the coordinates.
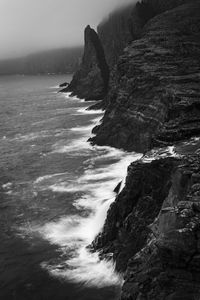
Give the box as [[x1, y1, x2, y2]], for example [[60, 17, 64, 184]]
[[93, 155, 177, 271], [121, 149, 200, 300], [93, 139, 200, 299], [62, 25, 109, 100], [89, 1, 200, 299], [90, 0, 200, 152]]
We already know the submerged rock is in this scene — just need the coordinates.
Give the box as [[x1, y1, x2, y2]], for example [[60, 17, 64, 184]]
[[59, 82, 69, 88]]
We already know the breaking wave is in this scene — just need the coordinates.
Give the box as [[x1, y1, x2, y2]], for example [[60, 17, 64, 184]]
[[22, 100, 142, 287]]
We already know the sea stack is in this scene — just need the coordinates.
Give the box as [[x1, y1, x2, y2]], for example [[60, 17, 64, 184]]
[[61, 25, 109, 100]]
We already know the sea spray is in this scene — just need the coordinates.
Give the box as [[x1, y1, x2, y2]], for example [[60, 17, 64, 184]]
[[24, 98, 142, 287]]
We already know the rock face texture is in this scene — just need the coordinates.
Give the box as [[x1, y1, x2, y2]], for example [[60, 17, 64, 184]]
[[62, 0, 200, 298], [93, 155, 177, 272], [62, 25, 109, 100], [121, 151, 200, 300], [97, 0, 189, 69], [93, 140, 200, 299], [91, 1, 200, 152], [64, 4, 138, 100], [88, 1, 200, 299], [97, 4, 136, 68], [64, 0, 190, 102]]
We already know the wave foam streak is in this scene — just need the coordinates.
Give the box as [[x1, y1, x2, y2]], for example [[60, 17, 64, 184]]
[[30, 106, 142, 287]]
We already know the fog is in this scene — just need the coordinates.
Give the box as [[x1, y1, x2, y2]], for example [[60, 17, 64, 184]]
[[0, 0, 134, 59]]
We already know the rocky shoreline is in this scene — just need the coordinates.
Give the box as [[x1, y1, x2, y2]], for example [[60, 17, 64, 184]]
[[62, 0, 200, 299]]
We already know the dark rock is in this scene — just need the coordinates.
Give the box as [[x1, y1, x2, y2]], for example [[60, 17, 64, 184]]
[[113, 181, 122, 194], [95, 153, 200, 300], [92, 157, 177, 271], [62, 25, 109, 100], [87, 1, 200, 299], [59, 82, 69, 88], [90, 0, 200, 152]]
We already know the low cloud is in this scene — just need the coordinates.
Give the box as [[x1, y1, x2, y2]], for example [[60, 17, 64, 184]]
[[0, 0, 135, 59]]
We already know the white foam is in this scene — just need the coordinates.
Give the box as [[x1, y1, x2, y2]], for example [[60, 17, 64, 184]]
[[13, 131, 51, 142], [52, 138, 93, 156], [76, 108, 103, 115], [20, 98, 142, 288], [41, 247, 122, 287], [33, 147, 141, 287], [35, 172, 69, 184], [142, 145, 180, 163], [51, 115, 102, 155], [2, 182, 12, 189]]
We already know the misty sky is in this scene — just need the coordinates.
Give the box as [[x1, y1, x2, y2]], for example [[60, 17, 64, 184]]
[[0, 0, 133, 59]]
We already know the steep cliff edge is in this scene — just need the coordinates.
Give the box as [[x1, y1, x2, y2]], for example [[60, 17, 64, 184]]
[[93, 144, 200, 299], [61, 25, 109, 100], [91, 1, 200, 152], [63, 3, 137, 100], [63, 0, 190, 102], [97, 0, 188, 69], [90, 1, 200, 299]]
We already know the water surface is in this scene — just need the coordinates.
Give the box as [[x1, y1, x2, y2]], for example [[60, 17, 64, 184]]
[[0, 75, 140, 300]]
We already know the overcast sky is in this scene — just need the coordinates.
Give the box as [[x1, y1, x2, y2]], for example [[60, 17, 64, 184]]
[[0, 0, 134, 59]]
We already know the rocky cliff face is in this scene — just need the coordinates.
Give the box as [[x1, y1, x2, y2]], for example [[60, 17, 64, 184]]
[[64, 4, 138, 100], [89, 1, 200, 299], [64, 0, 190, 102], [121, 146, 200, 300], [91, 0, 200, 152], [97, 3, 136, 68], [62, 25, 109, 100], [93, 141, 200, 299], [93, 154, 177, 272], [61, 0, 200, 298], [97, 0, 189, 69]]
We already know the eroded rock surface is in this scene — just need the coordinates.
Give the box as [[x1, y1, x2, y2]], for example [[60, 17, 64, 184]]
[[91, 1, 200, 152], [121, 151, 200, 300], [92, 138, 200, 299], [61, 25, 109, 100], [90, 2, 200, 299]]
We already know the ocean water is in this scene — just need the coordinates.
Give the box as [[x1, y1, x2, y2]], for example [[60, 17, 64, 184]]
[[0, 75, 141, 300]]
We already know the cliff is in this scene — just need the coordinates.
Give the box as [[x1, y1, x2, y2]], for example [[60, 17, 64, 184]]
[[89, 0, 200, 299], [64, 3, 137, 100], [91, 0, 200, 152], [97, 0, 188, 68], [93, 144, 200, 299], [121, 152, 200, 300], [62, 25, 109, 100], [60, 0, 200, 298], [64, 0, 189, 101]]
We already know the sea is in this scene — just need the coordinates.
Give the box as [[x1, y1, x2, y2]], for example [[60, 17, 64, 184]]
[[0, 75, 141, 300]]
